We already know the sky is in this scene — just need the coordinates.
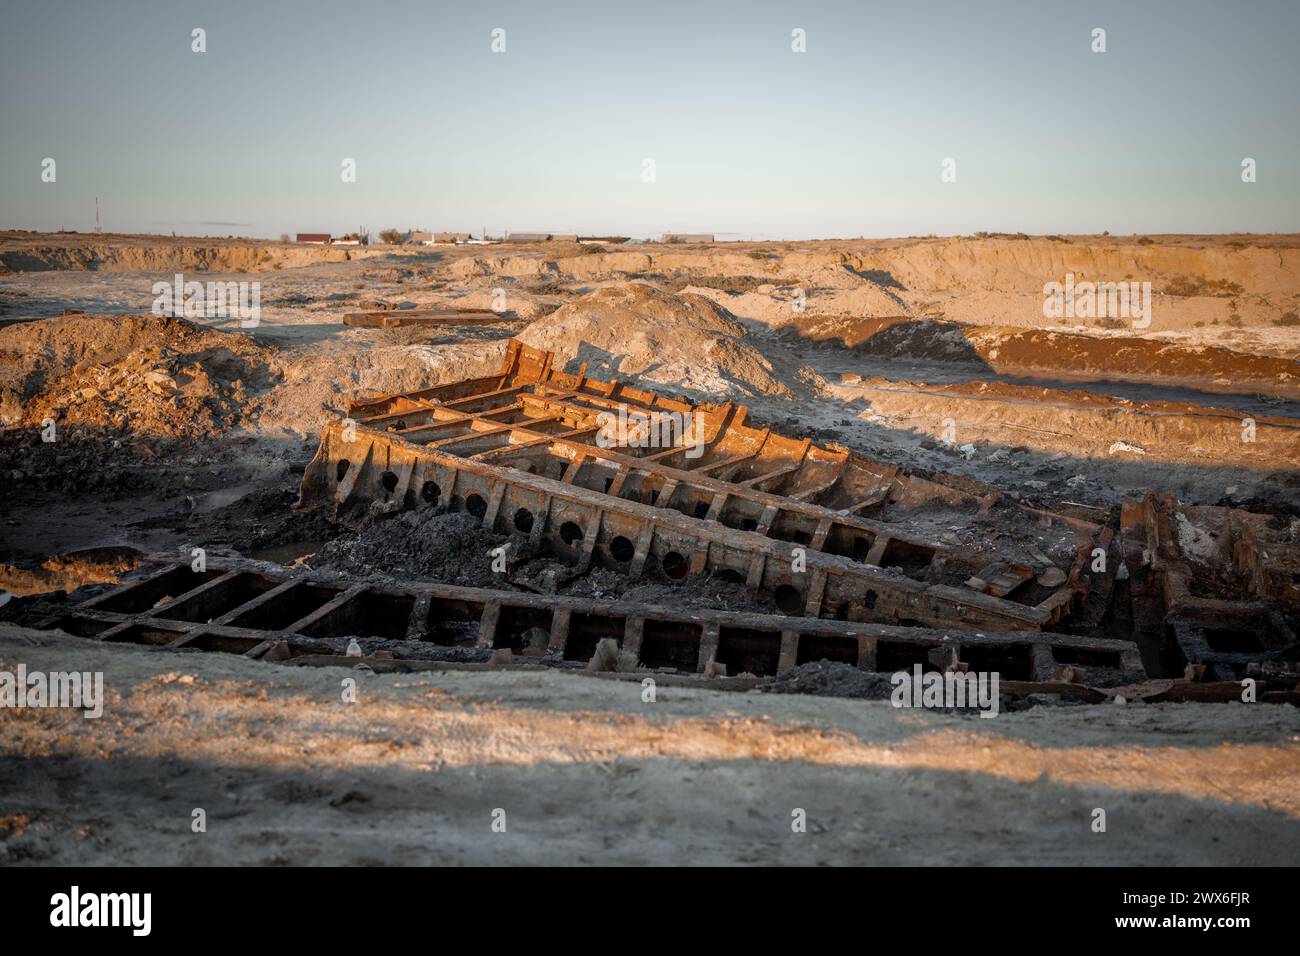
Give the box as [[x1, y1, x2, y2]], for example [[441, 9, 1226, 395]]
[[1, 0, 1297, 239]]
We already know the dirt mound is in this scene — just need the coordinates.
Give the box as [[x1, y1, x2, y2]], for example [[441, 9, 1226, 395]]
[[783, 314, 929, 349], [259, 339, 508, 437], [516, 283, 793, 397], [965, 327, 1299, 392], [0, 313, 276, 437], [0, 233, 383, 273], [785, 316, 1300, 396]]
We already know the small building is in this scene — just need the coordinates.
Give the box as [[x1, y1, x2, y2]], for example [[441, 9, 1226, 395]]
[[431, 232, 471, 244], [550, 233, 578, 243], [408, 230, 434, 244], [578, 236, 629, 245], [506, 232, 551, 243], [296, 233, 331, 244], [660, 233, 714, 244]]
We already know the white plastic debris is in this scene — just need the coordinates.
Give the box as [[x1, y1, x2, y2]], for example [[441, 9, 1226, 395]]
[[1107, 441, 1147, 456], [957, 443, 977, 460], [346, 638, 362, 657]]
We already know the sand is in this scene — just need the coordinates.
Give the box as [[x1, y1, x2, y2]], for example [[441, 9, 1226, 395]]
[[3, 625, 1298, 866]]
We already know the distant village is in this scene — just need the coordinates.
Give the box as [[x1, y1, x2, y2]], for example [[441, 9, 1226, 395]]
[[290, 231, 715, 246]]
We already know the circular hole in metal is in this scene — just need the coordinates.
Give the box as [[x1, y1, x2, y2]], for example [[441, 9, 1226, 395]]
[[774, 584, 803, 615], [421, 480, 441, 504], [379, 471, 399, 493], [513, 508, 534, 533], [465, 493, 487, 517], [560, 521, 584, 544], [661, 551, 688, 580], [336, 459, 350, 482], [608, 535, 634, 562]]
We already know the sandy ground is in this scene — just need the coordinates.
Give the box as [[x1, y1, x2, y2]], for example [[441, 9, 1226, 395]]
[[3, 626, 1298, 866]]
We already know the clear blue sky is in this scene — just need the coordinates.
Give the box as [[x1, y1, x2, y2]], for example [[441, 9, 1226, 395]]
[[2, 0, 1297, 239]]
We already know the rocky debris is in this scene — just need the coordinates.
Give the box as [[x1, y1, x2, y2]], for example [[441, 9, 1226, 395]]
[[560, 565, 773, 612], [762, 661, 898, 700], [0, 313, 275, 424], [304, 506, 776, 612], [306, 509, 517, 587], [17, 340, 266, 440]]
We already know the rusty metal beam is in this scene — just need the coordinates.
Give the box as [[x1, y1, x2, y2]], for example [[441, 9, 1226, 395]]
[[57, 558, 1148, 686]]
